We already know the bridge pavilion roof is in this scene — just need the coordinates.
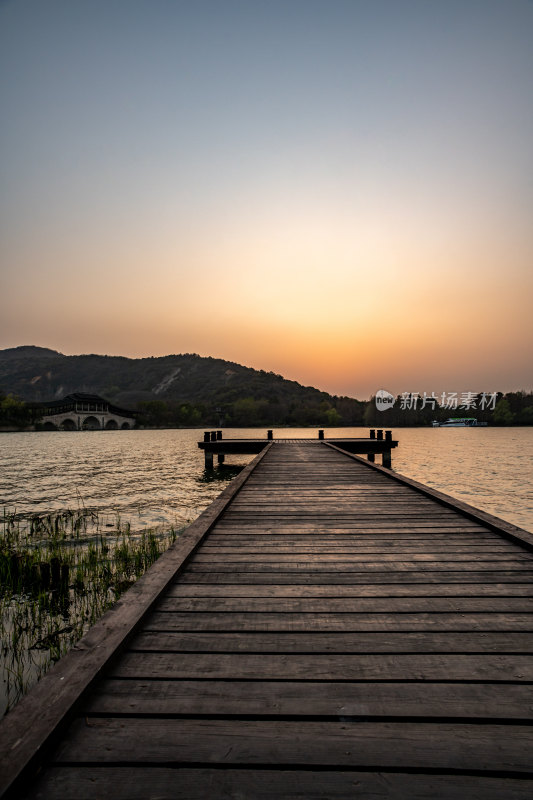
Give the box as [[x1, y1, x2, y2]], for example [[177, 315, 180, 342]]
[[29, 393, 135, 418]]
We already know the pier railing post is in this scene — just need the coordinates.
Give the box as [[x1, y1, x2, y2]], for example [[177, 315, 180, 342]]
[[370, 429, 375, 439], [377, 429, 383, 440], [216, 430, 222, 440], [318, 429, 324, 440], [267, 430, 273, 440]]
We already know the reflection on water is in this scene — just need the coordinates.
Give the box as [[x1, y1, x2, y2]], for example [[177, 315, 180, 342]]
[[197, 465, 245, 483], [0, 426, 532, 532]]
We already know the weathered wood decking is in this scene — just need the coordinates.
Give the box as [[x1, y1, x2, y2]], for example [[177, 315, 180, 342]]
[[1, 441, 533, 799]]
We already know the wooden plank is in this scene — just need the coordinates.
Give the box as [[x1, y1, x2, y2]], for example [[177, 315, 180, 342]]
[[186, 560, 533, 572], [224, 499, 465, 507], [83, 678, 533, 719], [155, 596, 533, 613], [128, 630, 533, 654], [212, 525, 496, 531], [201, 543, 519, 552], [228, 504, 459, 511], [145, 610, 533, 631], [203, 537, 506, 547], [168, 582, 533, 598], [51, 718, 533, 772], [22, 768, 533, 800], [109, 651, 533, 680], [178, 569, 533, 584], [190, 552, 531, 563], [220, 513, 469, 519]]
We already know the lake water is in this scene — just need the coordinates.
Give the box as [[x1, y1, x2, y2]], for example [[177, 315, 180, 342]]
[[1, 427, 532, 533]]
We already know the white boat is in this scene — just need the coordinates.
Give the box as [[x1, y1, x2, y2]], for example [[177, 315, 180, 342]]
[[432, 418, 488, 427]]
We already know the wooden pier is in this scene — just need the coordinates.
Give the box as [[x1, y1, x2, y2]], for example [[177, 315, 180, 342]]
[[199, 428, 398, 468], [1, 440, 533, 798]]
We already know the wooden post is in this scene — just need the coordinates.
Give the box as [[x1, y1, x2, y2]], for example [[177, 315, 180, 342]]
[[40, 562, 50, 589], [210, 431, 217, 441], [205, 450, 214, 469], [203, 432, 210, 442], [216, 431, 222, 440], [377, 429, 383, 440], [10, 554, 19, 581], [50, 557, 61, 588], [267, 430, 273, 440], [385, 430, 392, 442], [369, 429, 375, 439], [318, 429, 324, 440], [367, 452, 375, 462], [217, 454, 225, 464], [382, 450, 392, 469]]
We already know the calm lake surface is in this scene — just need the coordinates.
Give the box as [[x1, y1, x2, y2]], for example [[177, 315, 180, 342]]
[[1, 427, 532, 533]]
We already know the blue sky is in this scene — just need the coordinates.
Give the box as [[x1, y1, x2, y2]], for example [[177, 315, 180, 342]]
[[1, 0, 532, 398]]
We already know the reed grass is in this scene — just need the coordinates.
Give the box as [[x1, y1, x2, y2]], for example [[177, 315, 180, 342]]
[[0, 508, 179, 718]]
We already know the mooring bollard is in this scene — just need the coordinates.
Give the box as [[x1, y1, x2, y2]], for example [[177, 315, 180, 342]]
[[318, 429, 324, 439], [267, 430, 273, 440]]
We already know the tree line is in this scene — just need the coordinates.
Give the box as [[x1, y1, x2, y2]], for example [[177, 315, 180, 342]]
[[1, 390, 532, 430]]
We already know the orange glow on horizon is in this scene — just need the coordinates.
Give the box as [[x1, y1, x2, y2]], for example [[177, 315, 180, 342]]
[[1, 2, 532, 400]]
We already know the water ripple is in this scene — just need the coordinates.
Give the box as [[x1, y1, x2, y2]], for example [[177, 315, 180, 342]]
[[0, 427, 531, 532]]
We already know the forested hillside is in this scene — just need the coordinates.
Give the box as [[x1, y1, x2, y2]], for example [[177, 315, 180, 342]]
[[0, 347, 364, 427]]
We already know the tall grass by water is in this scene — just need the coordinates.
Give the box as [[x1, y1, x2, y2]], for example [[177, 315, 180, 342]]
[[0, 507, 179, 718]]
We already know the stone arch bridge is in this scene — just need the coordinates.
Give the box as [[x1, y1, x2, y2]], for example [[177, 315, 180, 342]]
[[32, 393, 136, 431]]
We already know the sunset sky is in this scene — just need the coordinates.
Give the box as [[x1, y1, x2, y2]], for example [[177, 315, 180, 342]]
[[1, 0, 532, 399]]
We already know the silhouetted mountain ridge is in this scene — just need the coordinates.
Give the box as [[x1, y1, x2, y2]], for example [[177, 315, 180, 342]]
[[0, 347, 360, 418]]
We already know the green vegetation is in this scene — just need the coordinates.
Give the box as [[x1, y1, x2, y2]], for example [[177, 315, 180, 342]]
[[135, 394, 362, 428], [3, 389, 531, 430], [0, 393, 30, 429], [364, 391, 533, 427], [0, 508, 178, 717]]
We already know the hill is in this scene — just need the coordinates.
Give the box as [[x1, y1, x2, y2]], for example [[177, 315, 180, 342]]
[[0, 346, 364, 427]]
